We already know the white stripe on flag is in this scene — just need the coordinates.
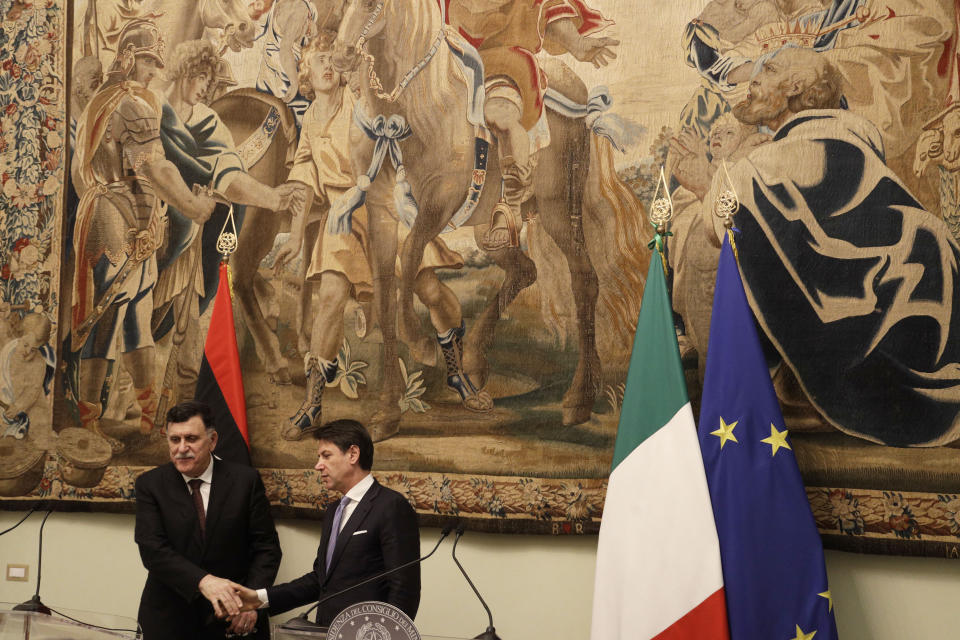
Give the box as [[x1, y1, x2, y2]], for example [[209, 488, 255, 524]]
[[591, 403, 725, 639]]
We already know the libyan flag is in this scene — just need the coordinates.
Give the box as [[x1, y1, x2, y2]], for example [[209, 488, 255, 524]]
[[195, 261, 251, 466], [590, 251, 729, 640]]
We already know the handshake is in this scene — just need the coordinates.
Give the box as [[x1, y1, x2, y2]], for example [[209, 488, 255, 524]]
[[198, 574, 267, 635]]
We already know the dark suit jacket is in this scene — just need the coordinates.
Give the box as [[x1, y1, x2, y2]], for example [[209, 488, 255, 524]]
[[266, 478, 420, 625], [135, 459, 282, 640]]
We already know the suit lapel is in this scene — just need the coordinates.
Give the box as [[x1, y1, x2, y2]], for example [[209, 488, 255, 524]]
[[324, 481, 379, 583], [163, 463, 204, 551], [204, 460, 230, 546]]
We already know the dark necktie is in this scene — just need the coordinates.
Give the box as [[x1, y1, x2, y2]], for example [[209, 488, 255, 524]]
[[325, 496, 350, 572], [188, 478, 206, 538]]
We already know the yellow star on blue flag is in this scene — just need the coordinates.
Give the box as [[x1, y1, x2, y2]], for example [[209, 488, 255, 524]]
[[761, 424, 791, 456], [711, 417, 739, 449], [792, 625, 817, 640]]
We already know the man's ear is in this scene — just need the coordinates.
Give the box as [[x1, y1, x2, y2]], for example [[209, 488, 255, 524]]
[[348, 444, 360, 463], [784, 72, 806, 98]]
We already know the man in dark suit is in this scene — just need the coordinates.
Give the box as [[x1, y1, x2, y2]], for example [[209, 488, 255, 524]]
[[233, 419, 421, 625], [135, 400, 282, 639]]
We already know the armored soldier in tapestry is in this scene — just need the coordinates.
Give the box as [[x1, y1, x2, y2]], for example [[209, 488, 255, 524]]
[[68, 20, 221, 452]]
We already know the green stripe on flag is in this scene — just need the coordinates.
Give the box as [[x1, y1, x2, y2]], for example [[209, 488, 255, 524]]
[[611, 252, 689, 471]]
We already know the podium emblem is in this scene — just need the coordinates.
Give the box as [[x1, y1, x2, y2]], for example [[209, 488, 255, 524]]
[[326, 601, 420, 640], [357, 620, 391, 639]]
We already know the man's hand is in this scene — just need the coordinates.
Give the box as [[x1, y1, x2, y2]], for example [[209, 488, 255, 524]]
[[234, 584, 264, 612], [546, 19, 618, 68], [670, 127, 707, 160], [272, 236, 302, 275], [570, 35, 619, 68], [192, 193, 217, 224], [226, 610, 259, 636], [199, 574, 243, 618], [670, 128, 713, 201]]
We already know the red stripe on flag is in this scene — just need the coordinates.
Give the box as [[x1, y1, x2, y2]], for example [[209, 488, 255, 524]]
[[653, 588, 730, 640], [204, 262, 249, 447]]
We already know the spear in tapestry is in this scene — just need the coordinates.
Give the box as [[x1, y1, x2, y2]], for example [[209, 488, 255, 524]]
[[82, 0, 100, 58]]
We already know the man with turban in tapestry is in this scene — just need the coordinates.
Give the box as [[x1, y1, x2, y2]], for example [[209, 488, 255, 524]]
[[445, 0, 618, 249], [70, 18, 218, 452], [689, 46, 960, 447]]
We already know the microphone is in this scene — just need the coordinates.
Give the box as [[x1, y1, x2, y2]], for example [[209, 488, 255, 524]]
[[452, 526, 501, 640], [13, 509, 53, 614], [281, 522, 456, 630]]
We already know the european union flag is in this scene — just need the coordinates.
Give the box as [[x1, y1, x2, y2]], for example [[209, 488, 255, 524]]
[[698, 234, 839, 640]]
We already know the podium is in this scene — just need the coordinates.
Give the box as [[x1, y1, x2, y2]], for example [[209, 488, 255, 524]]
[[0, 605, 141, 639], [272, 603, 466, 640], [273, 626, 464, 640]]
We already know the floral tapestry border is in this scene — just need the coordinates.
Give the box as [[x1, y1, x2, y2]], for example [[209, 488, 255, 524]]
[[0, 0, 66, 316], [7, 456, 960, 551]]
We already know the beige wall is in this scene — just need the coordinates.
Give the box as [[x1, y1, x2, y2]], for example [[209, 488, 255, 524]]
[[2, 510, 960, 638]]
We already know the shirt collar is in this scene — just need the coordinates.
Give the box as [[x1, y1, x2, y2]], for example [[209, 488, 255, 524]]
[[180, 455, 215, 487], [343, 472, 373, 504]]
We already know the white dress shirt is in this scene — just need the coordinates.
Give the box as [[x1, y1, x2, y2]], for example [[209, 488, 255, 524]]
[[180, 456, 215, 512], [338, 473, 373, 533]]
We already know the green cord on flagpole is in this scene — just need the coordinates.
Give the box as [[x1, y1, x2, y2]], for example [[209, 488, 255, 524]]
[[647, 222, 672, 277], [648, 166, 674, 278]]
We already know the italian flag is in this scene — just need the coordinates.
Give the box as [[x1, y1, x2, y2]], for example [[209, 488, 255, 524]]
[[590, 253, 729, 639]]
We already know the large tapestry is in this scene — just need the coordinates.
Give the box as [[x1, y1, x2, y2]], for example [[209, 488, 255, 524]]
[[1, 0, 960, 556]]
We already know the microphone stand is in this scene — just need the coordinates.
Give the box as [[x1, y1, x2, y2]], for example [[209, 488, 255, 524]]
[[452, 526, 501, 640], [13, 509, 53, 614], [281, 522, 455, 630], [0, 503, 37, 536]]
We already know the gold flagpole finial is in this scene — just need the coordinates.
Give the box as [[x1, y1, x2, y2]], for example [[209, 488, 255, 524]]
[[714, 159, 740, 261], [648, 166, 674, 276], [649, 166, 674, 233], [216, 204, 238, 259]]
